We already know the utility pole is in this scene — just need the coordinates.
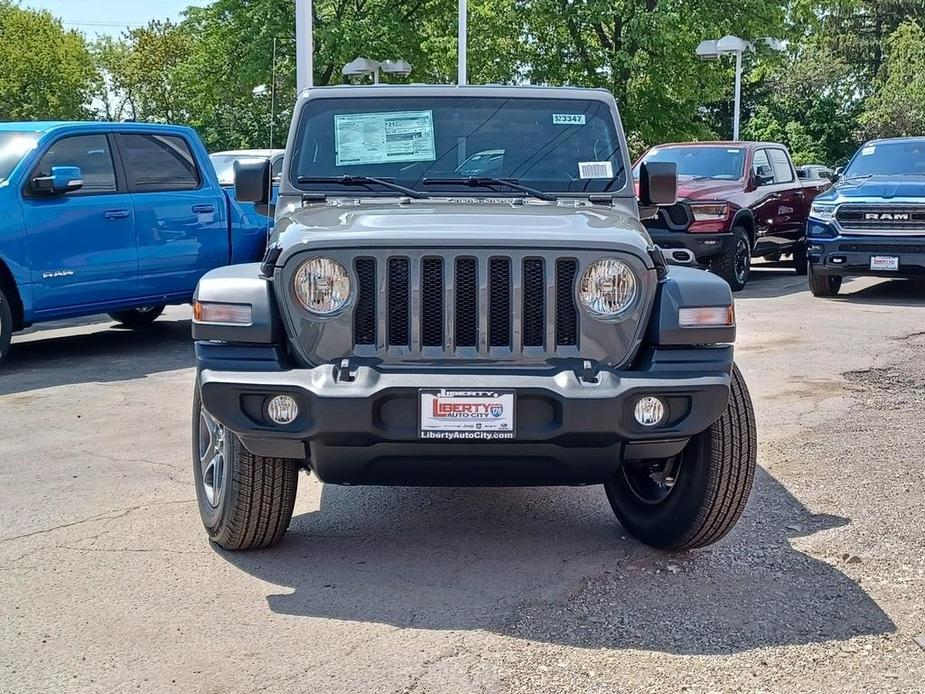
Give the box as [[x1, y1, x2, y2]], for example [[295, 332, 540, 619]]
[[296, 0, 313, 91], [732, 49, 742, 141], [458, 0, 467, 85]]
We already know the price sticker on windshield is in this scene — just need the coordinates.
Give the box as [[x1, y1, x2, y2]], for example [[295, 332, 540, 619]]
[[578, 161, 614, 179], [553, 113, 586, 125]]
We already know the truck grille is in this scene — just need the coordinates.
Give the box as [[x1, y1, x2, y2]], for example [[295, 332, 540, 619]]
[[352, 253, 581, 357], [836, 205, 925, 234]]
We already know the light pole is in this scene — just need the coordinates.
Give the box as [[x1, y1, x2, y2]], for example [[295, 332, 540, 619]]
[[458, 0, 467, 85], [342, 57, 413, 83], [295, 0, 313, 91], [696, 35, 751, 140]]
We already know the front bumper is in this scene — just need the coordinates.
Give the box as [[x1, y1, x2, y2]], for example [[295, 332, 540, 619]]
[[807, 231, 925, 278], [197, 343, 733, 486], [646, 227, 733, 264]]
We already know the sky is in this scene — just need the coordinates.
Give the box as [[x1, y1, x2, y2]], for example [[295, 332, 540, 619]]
[[22, 0, 212, 39]]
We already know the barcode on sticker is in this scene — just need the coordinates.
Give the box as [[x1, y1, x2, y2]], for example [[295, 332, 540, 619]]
[[578, 161, 614, 179], [553, 113, 586, 125]]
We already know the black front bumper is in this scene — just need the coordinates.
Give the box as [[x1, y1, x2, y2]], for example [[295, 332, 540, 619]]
[[808, 235, 925, 278], [197, 343, 733, 487], [646, 227, 734, 264]]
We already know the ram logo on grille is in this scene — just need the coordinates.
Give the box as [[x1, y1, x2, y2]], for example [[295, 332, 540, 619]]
[[864, 212, 910, 221]]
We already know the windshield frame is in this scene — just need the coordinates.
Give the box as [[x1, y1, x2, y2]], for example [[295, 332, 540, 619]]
[[636, 144, 748, 183], [285, 91, 630, 199], [842, 139, 925, 178]]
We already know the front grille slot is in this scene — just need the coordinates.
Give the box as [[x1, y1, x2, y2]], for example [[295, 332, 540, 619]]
[[839, 242, 925, 254], [353, 252, 584, 357], [353, 258, 377, 345], [837, 205, 925, 233], [387, 257, 410, 347], [555, 259, 578, 346], [420, 257, 444, 347], [488, 257, 512, 347]]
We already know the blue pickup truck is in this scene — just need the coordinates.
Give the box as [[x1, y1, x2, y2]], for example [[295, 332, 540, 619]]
[[0, 121, 271, 365], [806, 137, 925, 296]]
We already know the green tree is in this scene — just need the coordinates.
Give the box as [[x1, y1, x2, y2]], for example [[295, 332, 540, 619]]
[[0, 2, 98, 121], [859, 21, 925, 138]]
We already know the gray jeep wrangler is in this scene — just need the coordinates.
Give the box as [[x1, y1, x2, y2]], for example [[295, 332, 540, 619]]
[[191, 85, 756, 552]]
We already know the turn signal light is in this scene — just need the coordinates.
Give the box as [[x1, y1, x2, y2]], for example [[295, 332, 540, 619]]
[[678, 305, 735, 328], [193, 301, 252, 325]]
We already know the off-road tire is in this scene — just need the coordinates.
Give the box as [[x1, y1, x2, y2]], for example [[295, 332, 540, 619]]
[[792, 241, 808, 275], [192, 381, 299, 551], [708, 227, 751, 292], [808, 265, 842, 297], [108, 305, 165, 327], [0, 287, 12, 366], [605, 364, 756, 550]]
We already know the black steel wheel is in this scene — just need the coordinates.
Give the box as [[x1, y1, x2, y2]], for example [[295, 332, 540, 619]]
[[708, 227, 751, 292]]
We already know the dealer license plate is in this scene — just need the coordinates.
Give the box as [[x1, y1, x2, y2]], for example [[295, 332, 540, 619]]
[[419, 390, 515, 440], [870, 255, 899, 271]]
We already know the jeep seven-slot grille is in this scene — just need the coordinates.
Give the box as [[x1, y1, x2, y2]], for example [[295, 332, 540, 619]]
[[352, 254, 580, 354]]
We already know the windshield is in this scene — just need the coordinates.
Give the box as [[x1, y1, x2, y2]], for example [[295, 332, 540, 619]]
[[844, 141, 925, 177], [0, 132, 40, 184], [291, 96, 626, 196], [638, 145, 745, 180]]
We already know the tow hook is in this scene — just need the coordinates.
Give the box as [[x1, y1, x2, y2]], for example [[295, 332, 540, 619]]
[[578, 360, 599, 384], [335, 358, 359, 383]]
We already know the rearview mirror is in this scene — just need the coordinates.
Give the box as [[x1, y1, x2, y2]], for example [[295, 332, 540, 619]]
[[32, 165, 83, 195], [234, 158, 270, 204], [637, 161, 677, 206]]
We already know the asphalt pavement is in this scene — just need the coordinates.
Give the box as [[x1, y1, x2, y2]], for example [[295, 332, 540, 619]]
[[1, 262, 924, 693]]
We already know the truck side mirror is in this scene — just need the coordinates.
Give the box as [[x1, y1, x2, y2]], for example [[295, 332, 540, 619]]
[[754, 164, 774, 186], [32, 165, 83, 195], [638, 161, 677, 206], [235, 158, 270, 204], [831, 166, 843, 183]]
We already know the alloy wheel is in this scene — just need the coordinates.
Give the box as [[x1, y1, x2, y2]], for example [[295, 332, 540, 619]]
[[198, 408, 227, 508]]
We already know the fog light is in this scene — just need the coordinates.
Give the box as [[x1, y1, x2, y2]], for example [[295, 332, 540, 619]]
[[634, 397, 666, 426], [267, 395, 298, 425]]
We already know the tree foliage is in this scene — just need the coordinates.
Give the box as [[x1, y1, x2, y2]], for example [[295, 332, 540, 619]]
[[0, 2, 98, 121], [859, 21, 925, 139]]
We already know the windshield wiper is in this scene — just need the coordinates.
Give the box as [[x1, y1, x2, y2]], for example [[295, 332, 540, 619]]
[[422, 177, 557, 202], [296, 175, 429, 199]]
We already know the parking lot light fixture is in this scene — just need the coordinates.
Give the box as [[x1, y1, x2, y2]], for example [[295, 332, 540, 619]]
[[342, 57, 412, 84]]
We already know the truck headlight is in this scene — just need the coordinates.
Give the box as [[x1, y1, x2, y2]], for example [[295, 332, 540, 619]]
[[809, 203, 836, 222], [690, 203, 729, 221], [293, 257, 351, 315], [578, 258, 637, 319]]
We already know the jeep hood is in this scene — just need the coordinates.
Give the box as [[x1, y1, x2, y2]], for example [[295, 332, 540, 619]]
[[272, 199, 654, 267], [821, 176, 925, 202]]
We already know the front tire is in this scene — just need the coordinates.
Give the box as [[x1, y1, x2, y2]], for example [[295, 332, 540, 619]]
[[0, 287, 12, 367], [108, 305, 165, 327], [192, 380, 299, 550], [792, 241, 808, 275], [605, 364, 756, 550], [708, 227, 751, 292], [808, 265, 842, 297]]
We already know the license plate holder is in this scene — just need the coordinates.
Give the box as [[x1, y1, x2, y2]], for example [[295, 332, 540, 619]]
[[419, 389, 516, 440], [870, 255, 899, 271]]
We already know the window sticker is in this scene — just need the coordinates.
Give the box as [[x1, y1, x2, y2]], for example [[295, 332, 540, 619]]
[[334, 110, 436, 166], [578, 161, 614, 179], [553, 113, 586, 125], [861, 145, 876, 156]]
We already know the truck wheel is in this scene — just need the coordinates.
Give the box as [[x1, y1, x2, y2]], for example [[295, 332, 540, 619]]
[[708, 227, 751, 291], [0, 287, 12, 366], [808, 266, 842, 297], [792, 241, 808, 275], [605, 363, 756, 550], [192, 380, 299, 550], [108, 305, 165, 327]]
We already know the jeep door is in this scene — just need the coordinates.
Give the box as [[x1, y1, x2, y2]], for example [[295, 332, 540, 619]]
[[116, 132, 229, 298], [20, 132, 138, 315]]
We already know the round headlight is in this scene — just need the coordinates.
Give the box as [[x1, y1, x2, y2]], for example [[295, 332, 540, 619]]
[[293, 257, 351, 315], [578, 258, 637, 319]]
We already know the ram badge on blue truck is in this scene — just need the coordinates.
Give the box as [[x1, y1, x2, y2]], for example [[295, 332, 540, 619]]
[[0, 122, 271, 365], [807, 137, 925, 296]]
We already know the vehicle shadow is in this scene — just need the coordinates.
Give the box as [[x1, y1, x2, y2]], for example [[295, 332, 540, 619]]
[[0, 318, 194, 396], [830, 277, 925, 307], [218, 467, 894, 655], [740, 261, 808, 299]]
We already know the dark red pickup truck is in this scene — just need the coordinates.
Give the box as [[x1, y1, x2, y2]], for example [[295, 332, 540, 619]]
[[635, 142, 830, 290]]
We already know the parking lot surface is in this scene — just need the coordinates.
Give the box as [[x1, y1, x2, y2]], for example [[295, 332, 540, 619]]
[[2, 263, 924, 693]]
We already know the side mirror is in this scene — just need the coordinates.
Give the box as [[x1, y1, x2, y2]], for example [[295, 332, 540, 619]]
[[638, 161, 677, 206], [831, 166, 843, 183], [234, 158, 270, 204], [755, 164, 774, 186], [32, 165, 83, 195]]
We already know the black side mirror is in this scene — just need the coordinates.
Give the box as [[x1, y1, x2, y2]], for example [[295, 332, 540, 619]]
[[234, 158, 270, 204], [32, 165, 84, 195], [638, 161, 677, 206], [755, 164, 774, 186]]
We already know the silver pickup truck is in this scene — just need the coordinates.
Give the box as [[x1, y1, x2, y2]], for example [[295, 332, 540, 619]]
[[190, 85, 756, 553]]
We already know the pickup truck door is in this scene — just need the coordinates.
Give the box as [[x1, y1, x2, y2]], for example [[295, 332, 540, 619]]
[[750, 148, 804, 254], [20, 132, 138, 314], [115, 132, 229, 298]]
